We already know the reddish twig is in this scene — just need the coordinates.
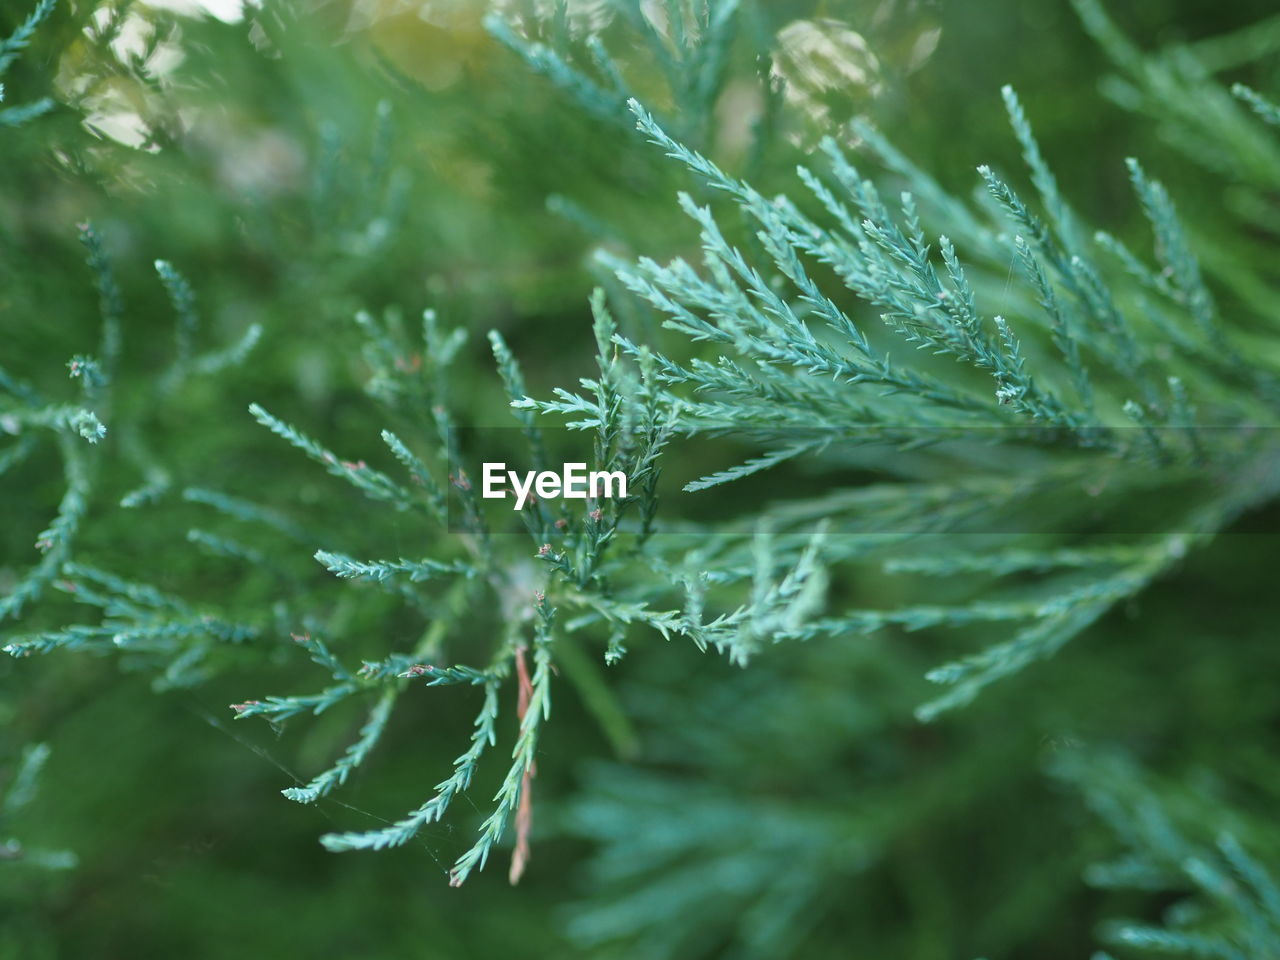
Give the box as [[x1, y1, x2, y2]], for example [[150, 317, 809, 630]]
[[509, 645, 536, 885]]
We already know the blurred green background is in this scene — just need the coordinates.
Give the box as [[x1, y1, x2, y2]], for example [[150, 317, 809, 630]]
[[2, 1, 1279, 957]]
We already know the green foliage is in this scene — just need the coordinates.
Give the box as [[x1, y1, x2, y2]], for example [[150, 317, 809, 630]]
[[1055, 750, 1280, 958], [0, 0, 56, 128], [2, 1, 1280, 958], [0, 743, 75, 871], [585, 85, 1277, 724]]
